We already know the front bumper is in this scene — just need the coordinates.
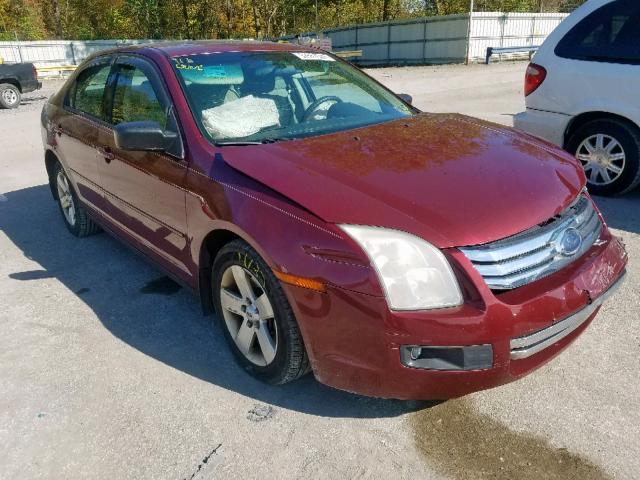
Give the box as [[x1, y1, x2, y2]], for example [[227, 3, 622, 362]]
[[513, 108, 572, 147], [510, 271, 625, 360], [283, 230, 627, 400]]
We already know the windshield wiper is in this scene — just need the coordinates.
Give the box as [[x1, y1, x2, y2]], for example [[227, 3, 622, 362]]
[[215, 137, 294, 147]]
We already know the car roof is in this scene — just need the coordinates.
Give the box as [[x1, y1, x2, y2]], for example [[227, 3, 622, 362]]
[[91, 40, 314, 61], [154, 40, 313, 57]]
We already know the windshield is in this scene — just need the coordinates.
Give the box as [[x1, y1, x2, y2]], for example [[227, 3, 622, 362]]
[[170, 50, 415, 144]]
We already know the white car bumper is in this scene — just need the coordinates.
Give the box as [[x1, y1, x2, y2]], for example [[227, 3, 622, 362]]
[[513, 109, 572, 148]]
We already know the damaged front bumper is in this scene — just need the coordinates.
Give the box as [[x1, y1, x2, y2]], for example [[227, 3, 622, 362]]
[[282, 229, 628, 400], [510, 270, 626, 360]]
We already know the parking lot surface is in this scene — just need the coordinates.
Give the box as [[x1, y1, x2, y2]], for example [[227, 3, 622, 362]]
[[1, 62, 639, 479]]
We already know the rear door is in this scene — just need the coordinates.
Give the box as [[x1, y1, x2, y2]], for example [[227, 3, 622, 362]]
[[96, 55, 191, 281], [57, 56, 113, 213]]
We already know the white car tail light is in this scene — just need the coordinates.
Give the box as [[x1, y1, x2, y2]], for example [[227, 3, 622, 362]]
[[525, 63, 547, 97]]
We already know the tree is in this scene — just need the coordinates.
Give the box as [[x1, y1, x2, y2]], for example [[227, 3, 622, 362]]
[[0, 0, 589, 41], [382, 0, 390, 20]]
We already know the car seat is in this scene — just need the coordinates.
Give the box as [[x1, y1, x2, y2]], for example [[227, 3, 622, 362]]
[[240, 66, 294, 127]]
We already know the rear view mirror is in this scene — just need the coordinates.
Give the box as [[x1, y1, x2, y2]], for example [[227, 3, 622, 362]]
[[398, 93, 413, 105], [114, 121, 180, 156]]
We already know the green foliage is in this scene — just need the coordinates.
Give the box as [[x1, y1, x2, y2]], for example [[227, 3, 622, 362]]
[[0, 0, 46, 40], [0, 0, 587, 41]]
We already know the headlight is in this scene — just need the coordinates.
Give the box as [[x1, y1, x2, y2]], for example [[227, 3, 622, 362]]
[[339, 225, 463, 311]]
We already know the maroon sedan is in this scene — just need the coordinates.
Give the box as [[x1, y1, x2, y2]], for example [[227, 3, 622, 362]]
[[41, 41, 627, 399]]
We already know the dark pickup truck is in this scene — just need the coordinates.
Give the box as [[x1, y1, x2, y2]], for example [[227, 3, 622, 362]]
[[0, 62, 41, 109]]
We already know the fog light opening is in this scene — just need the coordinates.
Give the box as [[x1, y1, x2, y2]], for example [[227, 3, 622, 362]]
[[400, 344, 493, 371]]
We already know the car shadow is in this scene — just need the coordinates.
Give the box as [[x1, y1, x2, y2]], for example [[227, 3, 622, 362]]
[[591, 189, 640, 235], [0, 184, 435, 419], [20, 94, 49, 105]]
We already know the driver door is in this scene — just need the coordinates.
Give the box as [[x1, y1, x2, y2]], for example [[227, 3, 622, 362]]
[[96, 55, 192, 281]]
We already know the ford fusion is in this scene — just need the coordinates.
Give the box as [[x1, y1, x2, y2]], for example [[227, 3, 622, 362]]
[[41, 42, 627, 399]]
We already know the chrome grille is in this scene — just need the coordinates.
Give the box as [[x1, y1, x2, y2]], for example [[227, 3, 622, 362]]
[[460, 195, 602, 290]]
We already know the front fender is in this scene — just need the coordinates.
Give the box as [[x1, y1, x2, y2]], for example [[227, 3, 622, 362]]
[[185, 162, 383, 298]]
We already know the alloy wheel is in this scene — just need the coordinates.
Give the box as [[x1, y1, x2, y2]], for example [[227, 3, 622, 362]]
[[219, 265, 277, 366], [56, 170, 76, 226], [576, 134, 626, 186]]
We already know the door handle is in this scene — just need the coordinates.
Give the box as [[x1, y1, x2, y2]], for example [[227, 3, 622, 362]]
[[97, 146, 115, 163]]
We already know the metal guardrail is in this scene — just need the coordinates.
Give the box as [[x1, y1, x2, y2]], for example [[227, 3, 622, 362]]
[[485, 45, 539, 64], [37, 64, 78, 78], [332, 50, 363, 59]]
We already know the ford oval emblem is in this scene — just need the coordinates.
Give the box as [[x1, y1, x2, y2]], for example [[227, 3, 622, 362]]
[[558, 228, 583, 256]]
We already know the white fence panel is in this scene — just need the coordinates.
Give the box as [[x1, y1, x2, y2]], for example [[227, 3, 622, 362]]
[[0, 39, 155, 76], [321, 12, 561, 65], [468, 12, 568, 61]]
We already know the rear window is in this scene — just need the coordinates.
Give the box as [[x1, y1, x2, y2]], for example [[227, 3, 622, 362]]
[[555, 0, 640, 65]]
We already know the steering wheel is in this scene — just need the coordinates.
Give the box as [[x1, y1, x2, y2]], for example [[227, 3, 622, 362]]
[[301, 96, 343, 122]]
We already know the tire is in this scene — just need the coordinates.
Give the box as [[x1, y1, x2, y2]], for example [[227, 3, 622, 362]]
[[52, 162, 101, 237], [0, 83, 21, 109], [567, 118, 640, 196], [212, 240, 310, 385]]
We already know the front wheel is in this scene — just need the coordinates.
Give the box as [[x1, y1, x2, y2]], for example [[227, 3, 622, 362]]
[[212, 240, 310, 384], [0, 83, 21, 109], [567, 119, 640, 196]]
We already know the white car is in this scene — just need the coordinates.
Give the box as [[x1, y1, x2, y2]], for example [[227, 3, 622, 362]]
[[514, 0, 640, 195]]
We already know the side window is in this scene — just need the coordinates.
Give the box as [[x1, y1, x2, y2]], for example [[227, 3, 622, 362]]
[[72, 63, 112, 120], [111, 65, 167, 127], [555, 0, 640, 64]]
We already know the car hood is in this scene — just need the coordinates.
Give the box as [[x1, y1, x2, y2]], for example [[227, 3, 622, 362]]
[[220, 113, 586, 248]]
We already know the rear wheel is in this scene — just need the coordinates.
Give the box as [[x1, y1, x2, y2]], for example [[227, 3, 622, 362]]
[[212, 240, 310, 384], [0, 83, 21, 109], [567, 119, 640, 196], [53, 162, 101, 237]]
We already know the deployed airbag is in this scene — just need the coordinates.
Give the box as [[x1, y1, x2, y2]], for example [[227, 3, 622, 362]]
[[201, 95, 280, 139]]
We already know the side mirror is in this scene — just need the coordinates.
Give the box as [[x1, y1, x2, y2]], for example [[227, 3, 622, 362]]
[[114, 121, 178, 153], [398, 93, 413, 105]]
